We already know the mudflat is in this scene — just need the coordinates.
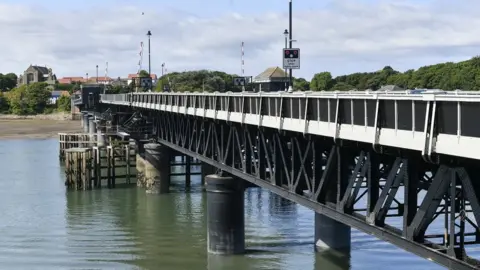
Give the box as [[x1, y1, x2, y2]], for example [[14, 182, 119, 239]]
[[0, 119, 81, 139]]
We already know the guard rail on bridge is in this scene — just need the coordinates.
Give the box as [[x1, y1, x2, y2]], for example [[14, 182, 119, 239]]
[[101, 90, 480, 161]]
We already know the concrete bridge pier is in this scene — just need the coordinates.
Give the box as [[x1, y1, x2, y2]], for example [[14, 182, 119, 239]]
[[136, 153, 146, 187], [83, 114, 90, 133], [144, 143, 171, 194], [80, 112, 87, 128], [88, 117, 96, 144], [314, 213, 351, 253], [135, 140, 147, 187], [205, 174, 245, 254], [201, 163, 217, 187], [96, 119, 106, 147]]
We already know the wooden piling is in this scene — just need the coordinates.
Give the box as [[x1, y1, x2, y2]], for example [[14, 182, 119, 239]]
[[61, 132, 137, 190], [64, 148, 92, 190]]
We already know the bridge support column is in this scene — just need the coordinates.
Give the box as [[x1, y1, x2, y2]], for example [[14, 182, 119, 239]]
[[205, 174, 245, 254], [136, 153, 146, 187], [201, 163, 216, 187], [80, 112, 86, 128], [314, 213, 351, 252], [144, 143, 171, 194], [88, 117, 96, 144], [83, 114, 89, 133], [96, 120, 106, 147]]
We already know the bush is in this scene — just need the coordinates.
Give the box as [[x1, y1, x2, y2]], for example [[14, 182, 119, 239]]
[[56, 95, 71, 112], [0, 92, 9, 113]]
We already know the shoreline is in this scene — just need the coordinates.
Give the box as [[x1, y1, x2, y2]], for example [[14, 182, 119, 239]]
[[0, 118, 81, 140], [0, 112, 72, 121]]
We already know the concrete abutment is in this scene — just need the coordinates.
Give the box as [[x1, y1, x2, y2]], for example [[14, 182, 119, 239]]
[[144, 143, 171, 194]]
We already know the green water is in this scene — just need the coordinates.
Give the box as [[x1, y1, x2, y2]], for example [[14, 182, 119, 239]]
[[0, 138, 442, 270]]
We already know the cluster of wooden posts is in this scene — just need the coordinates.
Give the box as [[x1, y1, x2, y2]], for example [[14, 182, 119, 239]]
[[59, 133, 136, 190]]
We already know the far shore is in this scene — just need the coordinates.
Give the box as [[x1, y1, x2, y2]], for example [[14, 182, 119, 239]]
[[0, 115, 81, 139], [0, 112, 72, 121]]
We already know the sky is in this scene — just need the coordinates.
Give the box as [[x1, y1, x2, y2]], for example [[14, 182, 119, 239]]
[[0, 0, 479, 80]]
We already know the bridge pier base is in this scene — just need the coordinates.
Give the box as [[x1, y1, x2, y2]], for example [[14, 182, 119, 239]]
[[96, 120, 106, 147], [135, 140, 148, 187], [136, 154, 146, 187], [80, 112, 86, 128], [83, 114, 89, 133], [201, 164, 216, 187], [314, 213, 351, 252], [144, 143, 171, 194], [205, 174, 245, 254]]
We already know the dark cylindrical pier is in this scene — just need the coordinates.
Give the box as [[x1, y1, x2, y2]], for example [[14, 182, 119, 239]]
[[314, 213, 351, 252], [205, 174, 245, 255], [201, 163, 217, 187], [144, 143, 171, 194]]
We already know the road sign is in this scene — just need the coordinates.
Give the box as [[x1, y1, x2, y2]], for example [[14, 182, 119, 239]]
[[139, 77, 152, 88], [283, 48, 300, 69], [233, 77, 246, 86]]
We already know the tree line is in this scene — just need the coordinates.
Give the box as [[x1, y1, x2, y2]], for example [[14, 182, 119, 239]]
[[2, 56, 480, 114], [310, 57, 480, 91], [145, 56, 480, 93], [0, 82, 70, 115]]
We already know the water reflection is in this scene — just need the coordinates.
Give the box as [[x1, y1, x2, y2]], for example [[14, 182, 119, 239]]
[[0, 138, 444, 270], [314, 251, 351, 270]]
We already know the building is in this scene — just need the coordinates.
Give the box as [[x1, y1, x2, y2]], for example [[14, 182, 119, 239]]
[[49, 90, 70, 104], [17, 65, 57, 87], [111, 77, 129, 87], [58, 76, 113, 85], [88, 76, 113, 85], [58, 77, 86, 84], [252, 67, 289, 92], [127, 74, 157, 86]]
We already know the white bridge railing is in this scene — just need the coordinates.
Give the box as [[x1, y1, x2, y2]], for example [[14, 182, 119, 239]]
[[99, 90, 480, 161]]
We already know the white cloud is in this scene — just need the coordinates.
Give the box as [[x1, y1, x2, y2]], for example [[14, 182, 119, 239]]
[[1, 0, 480, 80]]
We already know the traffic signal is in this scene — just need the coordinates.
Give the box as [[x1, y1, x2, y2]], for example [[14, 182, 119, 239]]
[[284, 49, 299, 59]]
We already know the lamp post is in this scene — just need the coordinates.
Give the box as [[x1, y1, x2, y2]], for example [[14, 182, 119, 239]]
[[288, 0, 293, 89], [86, 73, 88, 81], [283, 29, 289, 91], [96, 65, 98, 83], [288, 0, 293, 87], [147, 30, 151, 76]]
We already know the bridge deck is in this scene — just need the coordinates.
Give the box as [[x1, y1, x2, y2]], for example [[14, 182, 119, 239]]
[[101, 91, 480, 161]]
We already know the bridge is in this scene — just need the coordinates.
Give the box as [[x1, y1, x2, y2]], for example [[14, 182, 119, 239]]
[[95, 90, 480, 269]]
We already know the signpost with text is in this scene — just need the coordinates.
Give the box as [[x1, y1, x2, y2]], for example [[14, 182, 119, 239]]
[[283, 48, 300, 69]]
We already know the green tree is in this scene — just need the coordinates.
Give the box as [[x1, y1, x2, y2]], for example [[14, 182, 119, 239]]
[[7, 82, 50, 115], [204, 76, 226, 92], [0, 73, 18, 91], [0, 92, 9, 112], [138, 70, 149, 77], [331, 82, 355, 91], [56, 95, 71, 112], [310, 72, 334, 91], [55, 83, 75, 93], [293, 77, 310, 91], [105, 84, 131, 94]]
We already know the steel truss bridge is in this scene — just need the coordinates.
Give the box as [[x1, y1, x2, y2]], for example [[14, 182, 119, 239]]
[[99, 91, 480, 269]]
